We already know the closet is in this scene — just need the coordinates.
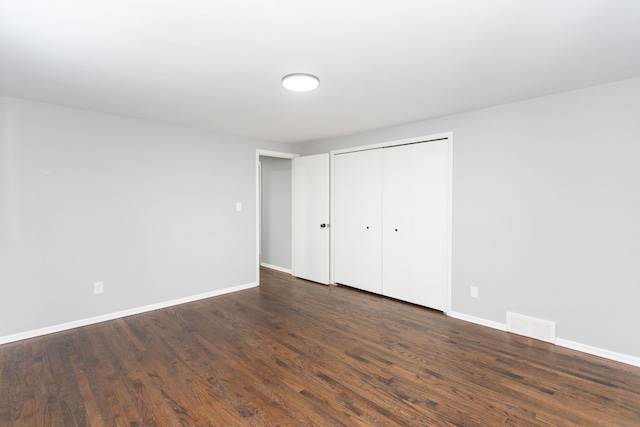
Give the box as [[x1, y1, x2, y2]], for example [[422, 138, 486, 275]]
[[333, 139, 450, 311]]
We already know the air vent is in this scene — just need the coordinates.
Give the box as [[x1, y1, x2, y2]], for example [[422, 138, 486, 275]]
[[506, 312, 556, 343]]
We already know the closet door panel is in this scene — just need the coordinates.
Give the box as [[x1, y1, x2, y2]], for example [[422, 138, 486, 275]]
[[382, 141, 449, 310], [334, 149, 383, 293]]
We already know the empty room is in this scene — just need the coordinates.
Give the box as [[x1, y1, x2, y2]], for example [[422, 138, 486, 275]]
[[1, 1, 640, 425]]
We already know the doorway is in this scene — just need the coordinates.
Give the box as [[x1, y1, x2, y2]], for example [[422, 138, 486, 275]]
[[259, 156, 293, 272], [255, 150, 297, 283]]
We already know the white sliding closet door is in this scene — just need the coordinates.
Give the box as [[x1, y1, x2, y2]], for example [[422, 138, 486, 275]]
[[382, 141, 449, 310], [334, 149, 383, 293]]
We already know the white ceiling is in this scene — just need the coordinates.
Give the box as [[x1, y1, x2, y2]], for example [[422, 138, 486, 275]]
[[1, 0, 640, 144]]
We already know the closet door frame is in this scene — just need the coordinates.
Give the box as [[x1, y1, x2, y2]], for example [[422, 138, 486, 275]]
[[329, 132, 453, 314]]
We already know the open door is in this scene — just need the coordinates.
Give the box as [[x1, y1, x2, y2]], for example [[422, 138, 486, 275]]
[[292, 153, 330, 284]]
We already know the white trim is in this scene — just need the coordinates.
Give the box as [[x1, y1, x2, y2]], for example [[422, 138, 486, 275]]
[[0, 282, 257, 345], [329, 151, 336, 284], [556, 339, 640, 368], [260, 262, 292, 274], [448, 311, 507, 331], [330, 132, 453, 155], [445, 135, 453, 314], [255, 149, 298, 287], [449, 311, 640, 367], [256, 149, 299, 159]]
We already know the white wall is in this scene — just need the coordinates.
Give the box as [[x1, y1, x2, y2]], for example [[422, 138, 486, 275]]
[[0, 97, 288, 339], [260, 156, 292, 270], [299, 77, 640, 360]]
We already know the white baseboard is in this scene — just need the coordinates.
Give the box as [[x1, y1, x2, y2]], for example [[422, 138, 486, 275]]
[[556, 338, 640, 368], [260, 262, 292, 274], [448, 311, 640, 368], [448, 311, 507, 331], [0, 282, 258, 345]]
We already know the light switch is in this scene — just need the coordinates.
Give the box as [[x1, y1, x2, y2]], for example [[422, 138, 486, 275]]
[[470, 286, 479, 298], [236, 202, 242, 212]]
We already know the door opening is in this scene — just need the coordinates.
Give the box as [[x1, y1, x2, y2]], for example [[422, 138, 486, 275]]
[[255, 150, 297, 284]]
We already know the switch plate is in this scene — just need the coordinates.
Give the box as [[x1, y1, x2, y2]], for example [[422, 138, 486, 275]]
[[470, 286, 479, 298], [236, 202, 242, 212], [94, 281, 104, 294]]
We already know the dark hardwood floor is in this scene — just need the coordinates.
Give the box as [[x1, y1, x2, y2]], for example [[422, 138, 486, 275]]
[[1, 267, 639, 426]]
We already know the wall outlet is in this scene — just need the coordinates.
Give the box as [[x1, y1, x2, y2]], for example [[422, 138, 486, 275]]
[[470, 286, 479, 298], [94, 281, 104, 294]]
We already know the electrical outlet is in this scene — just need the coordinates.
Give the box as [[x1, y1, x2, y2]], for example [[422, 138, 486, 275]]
[[470, 286, 479, 298], [94, 281, 104, 294]]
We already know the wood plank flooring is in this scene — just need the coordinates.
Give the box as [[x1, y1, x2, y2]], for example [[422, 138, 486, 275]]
[[1, 267, 640, 426]]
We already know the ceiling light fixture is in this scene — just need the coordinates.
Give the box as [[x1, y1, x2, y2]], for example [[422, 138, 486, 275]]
[[282, 73, 320, 92]]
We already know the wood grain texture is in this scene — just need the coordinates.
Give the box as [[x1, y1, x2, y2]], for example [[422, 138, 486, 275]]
[[1, 267, 639, 426]]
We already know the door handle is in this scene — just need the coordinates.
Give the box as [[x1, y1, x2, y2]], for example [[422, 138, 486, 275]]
[[320, 223, 330, 228]]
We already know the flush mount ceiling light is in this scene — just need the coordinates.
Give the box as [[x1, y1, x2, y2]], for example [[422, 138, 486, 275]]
[[281, 73, 320, 92]]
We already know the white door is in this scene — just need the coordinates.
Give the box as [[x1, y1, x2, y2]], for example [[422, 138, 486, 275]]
[[334, 149, 383, 293], [292, 153, 330, 284], [382, 141, 449, 310]]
